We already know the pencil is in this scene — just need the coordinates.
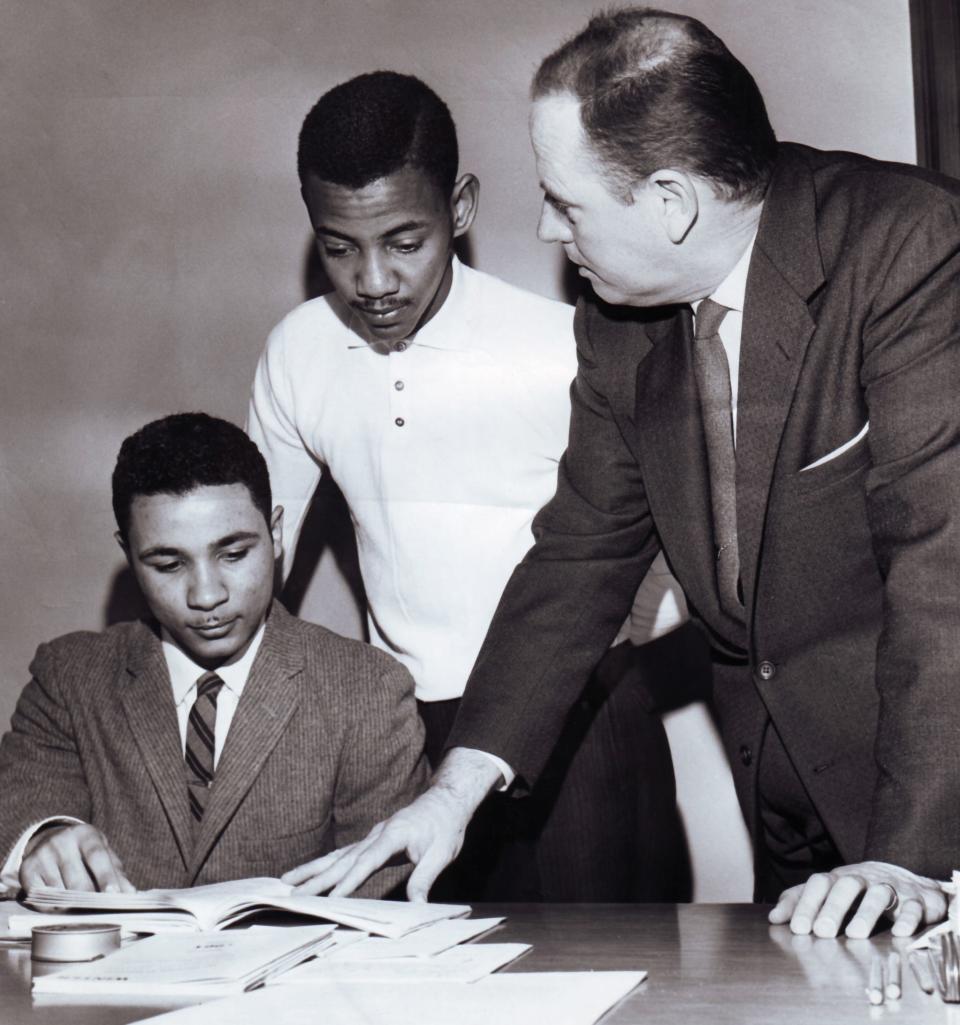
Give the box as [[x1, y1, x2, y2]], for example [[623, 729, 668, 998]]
[[885, 951, 902, 1000], [865, 954, 885, 1005]]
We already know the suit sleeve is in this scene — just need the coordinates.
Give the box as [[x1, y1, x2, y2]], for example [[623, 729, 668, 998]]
[[447, 300, 661, 789], [0, 643, 92, 866], [246, 320, 325, 581], [859, 199, 960, 876], [333, 659, 428, 898]]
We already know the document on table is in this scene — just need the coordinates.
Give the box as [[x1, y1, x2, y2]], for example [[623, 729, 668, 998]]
[[24, 877, 470, 937], [271, 942, 531, 983], [31, 925, 335, 997], [324, 917, 504, 960], [132, 971, 647, 1025]]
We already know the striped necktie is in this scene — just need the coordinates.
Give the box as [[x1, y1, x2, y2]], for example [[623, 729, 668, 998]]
[[185, 671, 225, 826], [692, 298, 744, 623]]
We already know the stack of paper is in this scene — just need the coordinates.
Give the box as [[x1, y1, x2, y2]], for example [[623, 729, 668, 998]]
[[130, 971, 647, 1025], [31, 925, 335, 997], [23, 877, 470, 937]]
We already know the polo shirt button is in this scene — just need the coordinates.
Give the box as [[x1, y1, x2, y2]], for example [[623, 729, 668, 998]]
[[739, 745, 752, 767], [757, 660, 776, 681], [395, 341, 407, 352], [395, 380, 404, 391], [395, 417, 405, 427]]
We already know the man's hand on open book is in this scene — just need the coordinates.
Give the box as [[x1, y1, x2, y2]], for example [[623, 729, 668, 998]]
[[282, 748, 502, 901], [21, 823, 136, 894]]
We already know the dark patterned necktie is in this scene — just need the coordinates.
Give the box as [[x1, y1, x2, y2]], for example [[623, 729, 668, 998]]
[[692, 298, 744, 622], [185, 671, 225, 826]]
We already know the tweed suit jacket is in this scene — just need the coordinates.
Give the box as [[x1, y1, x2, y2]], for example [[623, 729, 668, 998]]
[[449, 143, 960, 879], [0, 601, 427, 895]]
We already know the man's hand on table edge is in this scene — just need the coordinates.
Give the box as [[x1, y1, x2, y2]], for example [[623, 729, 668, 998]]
[[768, 861, 947, 939], [20, 823, 135, 894], [282, 747, 503, 901]]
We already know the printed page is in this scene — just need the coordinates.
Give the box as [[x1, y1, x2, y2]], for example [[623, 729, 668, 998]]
[[132, 971, 647, 1025], [273, 942, 531, 983], [257, 894, 471, 938], [325, 917, 504, 960], [26, 878, 290, 929]]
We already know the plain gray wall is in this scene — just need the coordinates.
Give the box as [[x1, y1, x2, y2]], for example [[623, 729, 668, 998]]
[[0, 0, 915, 898]]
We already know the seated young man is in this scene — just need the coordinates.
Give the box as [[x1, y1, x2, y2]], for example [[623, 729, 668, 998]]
[[0, 412, 427, 897]]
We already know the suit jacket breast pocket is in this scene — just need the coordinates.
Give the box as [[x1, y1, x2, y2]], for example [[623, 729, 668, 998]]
[[788, 435, 871, 498]]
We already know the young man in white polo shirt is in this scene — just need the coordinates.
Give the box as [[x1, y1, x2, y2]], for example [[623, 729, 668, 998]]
[[248, 71, 702, 900]]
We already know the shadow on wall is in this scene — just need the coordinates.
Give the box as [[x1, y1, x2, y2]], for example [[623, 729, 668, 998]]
[[281, 474, 367, 629], [104, 565, 152, 627]]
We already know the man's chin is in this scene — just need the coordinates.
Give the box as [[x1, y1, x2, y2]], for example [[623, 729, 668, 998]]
[[171, 626, 252, 669], [586, 277, 650, 309]]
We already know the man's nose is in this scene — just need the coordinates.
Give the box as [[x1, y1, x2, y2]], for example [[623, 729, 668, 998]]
[[186, 564, 228, 611], [356, 252, 399, 298], [537, 202, 572, 244]]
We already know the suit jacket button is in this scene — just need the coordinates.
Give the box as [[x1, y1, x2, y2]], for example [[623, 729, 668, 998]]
[[739, 745, 752, 767], [758, 660, 776, 681]]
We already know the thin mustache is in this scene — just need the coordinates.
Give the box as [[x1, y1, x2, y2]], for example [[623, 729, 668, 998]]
[[352, 302, 409, 313]]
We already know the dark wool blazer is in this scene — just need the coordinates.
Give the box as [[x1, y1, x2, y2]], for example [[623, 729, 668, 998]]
[[0, 601, 427, 895], [449, 143, 960, 879]]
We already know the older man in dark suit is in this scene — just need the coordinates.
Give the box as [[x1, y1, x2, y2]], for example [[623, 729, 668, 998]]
[[0, 413, 426, 896], [286, 8, 959, 937]]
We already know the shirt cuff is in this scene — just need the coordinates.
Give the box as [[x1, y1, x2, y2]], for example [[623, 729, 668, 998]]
[[0, 817, 83, 896], [462, 748, 515, 792]]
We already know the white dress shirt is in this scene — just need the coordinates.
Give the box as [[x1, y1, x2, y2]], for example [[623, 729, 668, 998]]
[[0, 624, 266, 894], [249, 257, 686, 704], [162, 621, 266, 767]]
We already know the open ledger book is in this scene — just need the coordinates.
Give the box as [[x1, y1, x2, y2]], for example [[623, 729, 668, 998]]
[[23, 877, 470, 939]]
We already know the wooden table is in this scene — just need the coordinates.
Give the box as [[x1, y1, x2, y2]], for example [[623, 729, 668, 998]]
[[0, 903, 951, 1024]]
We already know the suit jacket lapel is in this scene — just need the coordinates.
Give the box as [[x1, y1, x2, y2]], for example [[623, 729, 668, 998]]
[[121, 624, 193, 870], [735, 148, 824, 613], [189, 603, 303, 877]]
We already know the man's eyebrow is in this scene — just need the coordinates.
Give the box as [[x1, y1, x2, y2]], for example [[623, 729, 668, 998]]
[[138, 545, 182, 560], [380, 220, 429, 237], [314, 226, 356, 242], [137, 532, 260, 560], [213, 531, 261, 549]]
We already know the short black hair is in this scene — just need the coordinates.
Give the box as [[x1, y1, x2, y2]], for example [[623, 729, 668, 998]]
[[297, 71, 459, 195], [533, 7, 777, 204], [112, 413, 272, 542]]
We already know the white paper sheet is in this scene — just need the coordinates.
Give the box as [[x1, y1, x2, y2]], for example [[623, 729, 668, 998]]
[[325, 916, 504, 960], [273, 942, 530, 983], [32, 925, 334, 996], [132, 971, 647, 1025]]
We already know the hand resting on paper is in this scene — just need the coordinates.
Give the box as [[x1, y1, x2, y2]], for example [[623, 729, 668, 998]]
[[769, 861, 946, 939], [282, 748, 502, 901], [20, 823, 136, 894]]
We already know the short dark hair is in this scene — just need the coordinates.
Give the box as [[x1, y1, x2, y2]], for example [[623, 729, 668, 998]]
[[112, 413, 272, 541], [297, 71, 459, 195], [533, 7, 777, 203]]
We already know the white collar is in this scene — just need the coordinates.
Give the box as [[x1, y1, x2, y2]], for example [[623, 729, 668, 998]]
[[162, 620, 267, 708]]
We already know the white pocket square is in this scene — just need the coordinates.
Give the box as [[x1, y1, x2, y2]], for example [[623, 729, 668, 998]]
[[800, 421, 869, 472]]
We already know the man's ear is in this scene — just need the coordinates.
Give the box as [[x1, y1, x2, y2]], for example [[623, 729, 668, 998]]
[[114, 529, 130, 560], [449, 174, 479, 238], [635, 169, 699, 244], [270, 506, 284, 560]]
